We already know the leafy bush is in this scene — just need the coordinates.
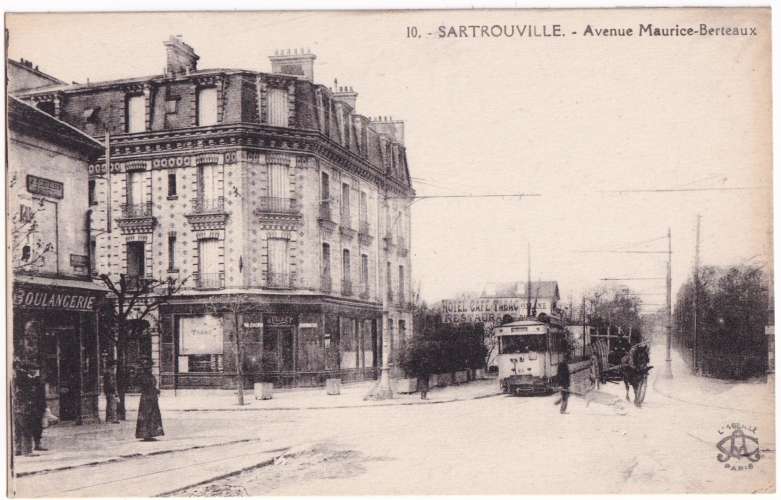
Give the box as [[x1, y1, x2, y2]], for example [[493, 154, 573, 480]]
[[400, 314, 487, 376]]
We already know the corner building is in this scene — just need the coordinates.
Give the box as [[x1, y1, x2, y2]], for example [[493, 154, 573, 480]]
[[17, 38, 414, 389]]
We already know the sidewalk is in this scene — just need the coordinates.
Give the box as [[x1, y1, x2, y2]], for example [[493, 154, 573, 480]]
[[651, 344, 773, 417], [13, 378, 500, 478]]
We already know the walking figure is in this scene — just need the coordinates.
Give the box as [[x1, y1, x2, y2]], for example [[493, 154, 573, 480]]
[[557, 354, 571, 414], [103, 359, 120, 424], [135, 359, 164, 441], [31, 370, 48, 451], [12, 360, 36, 456]]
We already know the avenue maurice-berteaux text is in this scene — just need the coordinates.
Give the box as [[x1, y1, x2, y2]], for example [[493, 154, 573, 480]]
[[427, 23, 758, 38]]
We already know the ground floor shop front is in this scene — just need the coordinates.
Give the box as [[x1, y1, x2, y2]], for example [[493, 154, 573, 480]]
[[158, 294, 387, 389], [12, 277, 106, 423]]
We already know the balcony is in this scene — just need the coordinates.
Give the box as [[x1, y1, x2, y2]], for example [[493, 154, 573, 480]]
[[397, 237, 409, 257], [195, 272, 224, 290], [124, 275, 152, 291], [341, 279, 353, 296], [321, 274, 332, 293], [317, 201, 337, 232], [186, 197, 229, 231], [192, 196, 225, 213], [358, 220, 373, 246], [266, 272, 293, 290], [255, 197, 301, 227], [117, 202, 156, 234]]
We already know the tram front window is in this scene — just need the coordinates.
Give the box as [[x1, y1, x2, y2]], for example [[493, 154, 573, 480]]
[[499, 335, 546, 354]]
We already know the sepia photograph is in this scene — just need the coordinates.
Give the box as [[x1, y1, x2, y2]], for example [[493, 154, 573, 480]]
[[4, 7, 774, 496]]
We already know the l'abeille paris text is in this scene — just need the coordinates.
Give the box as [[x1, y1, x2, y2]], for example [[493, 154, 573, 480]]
[[582, 23, 758, 37]]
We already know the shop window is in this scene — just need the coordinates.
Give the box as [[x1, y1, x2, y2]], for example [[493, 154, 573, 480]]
[[197, 87, 218, 126], [267, 87, 289, 127], [126, 95, 145, 133], [178, 315, 223, 373]]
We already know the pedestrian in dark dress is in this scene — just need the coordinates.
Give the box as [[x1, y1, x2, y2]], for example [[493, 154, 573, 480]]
[[12, 361, 36, 456], [557, 355, 571, 414], [103, 360, 120, 424], [135, 360, 164, 441], [30, 371, 48, 451], [417, 372, 430, 400]]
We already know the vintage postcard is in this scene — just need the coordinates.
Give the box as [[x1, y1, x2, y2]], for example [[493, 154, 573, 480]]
[[4, 7, 774, 496]]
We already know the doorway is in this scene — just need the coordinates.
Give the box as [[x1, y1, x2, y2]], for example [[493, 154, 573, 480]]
[[41, 327, 81, 421]]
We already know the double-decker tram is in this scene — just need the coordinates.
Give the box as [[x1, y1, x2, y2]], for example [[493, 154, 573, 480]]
[[496, 314, 568, 395]]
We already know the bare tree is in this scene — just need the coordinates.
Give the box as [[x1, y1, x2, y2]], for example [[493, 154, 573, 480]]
[[205, 295, 248, 406], [99, 273, 188, 420]]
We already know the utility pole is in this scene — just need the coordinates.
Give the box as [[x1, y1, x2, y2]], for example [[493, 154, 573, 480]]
[[664, 227, 673, 378], [526, 243, 532, 319], [582, 296, 586, 359], [693, 215, 701, 373]]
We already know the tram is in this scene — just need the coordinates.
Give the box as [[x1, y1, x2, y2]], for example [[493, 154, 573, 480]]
[[496, 314, 568, 395]]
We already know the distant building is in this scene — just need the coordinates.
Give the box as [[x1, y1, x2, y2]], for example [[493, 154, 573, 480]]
[[441, 281, 561, 324], [14, 38, 415, 389], [8, 95, 106, 423]]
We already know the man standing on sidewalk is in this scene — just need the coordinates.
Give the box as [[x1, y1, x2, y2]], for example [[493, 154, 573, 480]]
[[557, 354, 571, 414]]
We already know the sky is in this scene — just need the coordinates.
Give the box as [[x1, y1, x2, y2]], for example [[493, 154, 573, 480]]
[[6, 9, 772, 308]]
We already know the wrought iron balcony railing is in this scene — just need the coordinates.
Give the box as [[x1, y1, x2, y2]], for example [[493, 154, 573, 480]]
[[321, 274, 332, 292], [318, 200, 335, 222], [125, 275, 152, 291], [121, 202, 153, 218], [191, 196, 225, 214], [257, 197, 298, 214], [341, 279, 353, 296], [266, 272, 293, 289], [195, 272, 224, 290]]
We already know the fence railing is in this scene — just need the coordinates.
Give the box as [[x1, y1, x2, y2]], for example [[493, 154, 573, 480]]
[[266, 272, 292, 289], [195, 272, 224, 289], [191, 196, 225, 213], [257, 197, 298, 214], [121, 202, 153, 218]]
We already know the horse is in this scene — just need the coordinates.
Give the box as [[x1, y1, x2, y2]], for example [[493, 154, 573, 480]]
[[621, 343, 652, 407]]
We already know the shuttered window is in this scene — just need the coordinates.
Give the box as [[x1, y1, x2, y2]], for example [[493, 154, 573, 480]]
[[268, 238, 289, 285], [126, 95, 145, 133], [198, 164, 218, 201], [127, 171, 144, 206], [267, 88, 289, 127], [198, 239, 220, 275], [268, 162, 289, 199], [197, 87, 218, 126]]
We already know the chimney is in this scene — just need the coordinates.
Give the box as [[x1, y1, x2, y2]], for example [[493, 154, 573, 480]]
[[269, 48, 316, 82], [369, 116, 405, 145], [333, 85, 358, 111], [164, 35, 199, 76]]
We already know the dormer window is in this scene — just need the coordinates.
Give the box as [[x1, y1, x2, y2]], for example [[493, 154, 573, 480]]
[[267, 88, 289, 127], [126, 95, 145, 133], [165, 98, 179, 114], [197, 87, 217, 126]]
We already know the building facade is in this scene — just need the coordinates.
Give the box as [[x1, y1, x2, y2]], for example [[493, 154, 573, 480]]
[[15, 38, 414, 389], [8, 95, 106, 423]]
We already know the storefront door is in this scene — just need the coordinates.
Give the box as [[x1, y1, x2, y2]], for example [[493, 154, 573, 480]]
[[53, 327, 81, 421], [277, 328, 294, 372]]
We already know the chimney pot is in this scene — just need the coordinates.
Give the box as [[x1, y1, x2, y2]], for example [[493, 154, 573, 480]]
[[164, 35, 199, 76]]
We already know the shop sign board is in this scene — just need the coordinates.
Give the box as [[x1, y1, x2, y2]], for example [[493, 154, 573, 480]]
[[27, 175, 64, 199], [13, 285, 102, 312]]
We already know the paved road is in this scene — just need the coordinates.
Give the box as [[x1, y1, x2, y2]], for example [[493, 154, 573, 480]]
[[11, 358, 775, 496]]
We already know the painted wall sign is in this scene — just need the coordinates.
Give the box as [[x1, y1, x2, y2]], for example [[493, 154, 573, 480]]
[[441, 297, 551, 324], [179, 315, 223, 355], [13, 286, 101, 312], [266, 315, 295, 326], [27, 175, 63, 199]]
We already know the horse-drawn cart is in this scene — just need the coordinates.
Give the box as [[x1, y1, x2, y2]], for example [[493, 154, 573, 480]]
[[591, 335, 652, 407]]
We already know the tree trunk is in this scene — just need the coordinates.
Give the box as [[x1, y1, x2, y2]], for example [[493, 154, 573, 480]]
[[116, 324, 128, 420], [233, 310, 244, 406]]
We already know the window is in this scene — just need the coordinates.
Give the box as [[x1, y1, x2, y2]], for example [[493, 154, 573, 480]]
[[165, 98, 178, 114], [268, 161, 289, 199], [361, 254, 369, 292], [341, 183, 351, 223], [197, 239, 220, 288], [126, 95, 145, 133], [321, 172, 330, 201], [197, 87, 218, 126], [399, 320, 407, 345], [90, 239, 97, 274], [167, 173, 177, 198], [127, 171, 144, 206], [398, 265, 405, 301], [126, 241, 145, 278], [168, 234, 177, 272], [499, 335, 547, 354], [321, 243, 331, 284], [88, 180, 96, 205], [342, 249, 351, 283], [198, 164, 218, 202], [267, 238, 289, 288], [178, 315, 223, 373], [360, 191, 368, 228], [267, 88, 289, 127], [386, 261, 392, 293]]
